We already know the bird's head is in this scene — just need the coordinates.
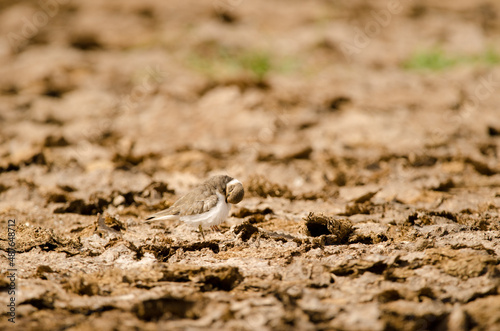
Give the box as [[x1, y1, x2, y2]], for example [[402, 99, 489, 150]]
[[226, 178, 244, 204]]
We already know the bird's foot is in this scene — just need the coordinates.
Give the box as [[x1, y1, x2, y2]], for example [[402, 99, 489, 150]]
[[198, 224, 206, 241], [210, 225, 221, 232]]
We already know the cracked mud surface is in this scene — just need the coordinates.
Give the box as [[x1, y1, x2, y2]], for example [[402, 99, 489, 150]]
[[1, 0, 500, 330]]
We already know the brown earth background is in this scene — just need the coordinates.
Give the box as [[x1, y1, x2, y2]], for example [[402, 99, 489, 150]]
[[1, 0, 500, 330]]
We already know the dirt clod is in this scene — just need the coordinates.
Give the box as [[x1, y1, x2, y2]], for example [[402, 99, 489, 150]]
[[233, 221, 259, 241], [303, 213, 353, 244], [160, 265, 243, 291], [133, 296, 202, 321], [246, 175, 294, 199]]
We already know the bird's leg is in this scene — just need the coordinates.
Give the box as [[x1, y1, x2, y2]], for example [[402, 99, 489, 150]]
[[210, 225, 220, 232], [198, 224, 206, 240]]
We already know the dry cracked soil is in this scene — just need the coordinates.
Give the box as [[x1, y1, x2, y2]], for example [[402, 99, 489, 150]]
[[0, 0, 500, 330]]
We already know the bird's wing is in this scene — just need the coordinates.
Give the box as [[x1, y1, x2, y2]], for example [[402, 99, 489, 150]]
[[181, 193, 219, 216], [145, 187, 220, 221]]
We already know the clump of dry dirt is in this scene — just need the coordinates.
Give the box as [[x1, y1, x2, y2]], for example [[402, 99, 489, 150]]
[[245, 175, 294, 199], [303, 212, 353, 244]]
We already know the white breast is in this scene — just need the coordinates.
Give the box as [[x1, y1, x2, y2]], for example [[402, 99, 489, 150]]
[[179, 192, 231, 229]]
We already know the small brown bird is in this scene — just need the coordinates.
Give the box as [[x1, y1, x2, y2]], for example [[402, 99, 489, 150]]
[[145, 175, 244, 239]]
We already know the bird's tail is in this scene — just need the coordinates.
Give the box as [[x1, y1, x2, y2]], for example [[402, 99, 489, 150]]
[[144, 212, 178, 223]]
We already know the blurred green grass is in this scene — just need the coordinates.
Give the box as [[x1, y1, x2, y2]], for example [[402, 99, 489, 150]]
[[403, 48, 500, 71], [187, 46, 299, 81]]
